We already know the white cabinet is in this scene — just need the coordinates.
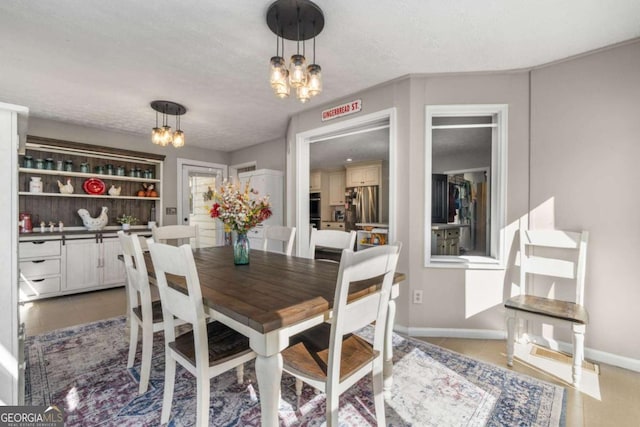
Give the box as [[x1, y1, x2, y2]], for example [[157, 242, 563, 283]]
[[346, 163, 381, 187], [65, 235, 126, 291], [328, 171, 346, 205], [310, 170, 321, 191], [19, 237, 64, 301], [239, 169, 284, 252]]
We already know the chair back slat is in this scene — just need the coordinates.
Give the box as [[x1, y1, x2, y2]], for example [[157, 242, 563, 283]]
[[519, 228, 589, 305], [522, 229, 582, 249], [263, 225, 296, 255], [152, 224, 199, 247], [341, 293, 385, 333], [147, 242, 206, 325], [309, 228, 356, 258], [525, 256, 577, 279]]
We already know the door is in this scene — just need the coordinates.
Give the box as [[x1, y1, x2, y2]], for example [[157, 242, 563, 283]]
[[180, 164, 225, 248], [65, 239, 100, 290], [101, 237, 126, 286]]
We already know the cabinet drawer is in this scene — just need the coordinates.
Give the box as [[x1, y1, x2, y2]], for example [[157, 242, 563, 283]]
[[322, 222, 345, 230], [19, 240, 61, 258], [432, 230, 445, 240], [19, 259, 61, 277], [20, 277, 61, 298], [445, 229, 460, 239]]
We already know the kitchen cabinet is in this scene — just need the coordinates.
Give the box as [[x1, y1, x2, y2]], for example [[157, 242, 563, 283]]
[[321, 221, 345, 230], [18, 238, 63, 301], [310, 170, 321, 191], [431, 225, 464, 256], [64, 234, 126, 291], [18, 136, 165, 228], [345, 163, 381, 187], [328, 171, 346, 205]]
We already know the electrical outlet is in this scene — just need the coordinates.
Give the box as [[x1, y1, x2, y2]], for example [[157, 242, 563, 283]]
[[413, 290, 423, 304], [166, 207, 177, 215]]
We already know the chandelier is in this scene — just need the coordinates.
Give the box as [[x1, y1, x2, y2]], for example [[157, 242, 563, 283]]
[[150, 100, 187, 148], [266, 0, 324, 103]]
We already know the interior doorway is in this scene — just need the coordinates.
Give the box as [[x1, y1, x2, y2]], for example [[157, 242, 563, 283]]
[[177, 159, 227, 248], [294, 108, 397, 258]]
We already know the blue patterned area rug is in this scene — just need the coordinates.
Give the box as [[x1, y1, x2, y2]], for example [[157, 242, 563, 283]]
[[25, 316, 565, 426]]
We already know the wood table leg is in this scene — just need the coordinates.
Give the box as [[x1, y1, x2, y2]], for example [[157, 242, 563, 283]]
[[255, 352, 283, 427], [383, 299, 396, 396]]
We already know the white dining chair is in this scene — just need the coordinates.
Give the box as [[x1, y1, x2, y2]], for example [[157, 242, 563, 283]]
[[308, 228, 356, 261], [281, 243, 401, 426], [505, 228, 589, 387], [147, 241, 256, 427], [118, 231, 185, 394], [152, 224, 199, 248], [262, 225, 296, 255]]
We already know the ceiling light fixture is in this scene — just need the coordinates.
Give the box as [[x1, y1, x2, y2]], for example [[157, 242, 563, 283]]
[[266, 0, 324, 103], [150, 100, 187, 148]]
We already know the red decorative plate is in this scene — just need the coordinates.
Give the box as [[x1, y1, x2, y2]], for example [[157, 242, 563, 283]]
[[83, 178, 106, 195]]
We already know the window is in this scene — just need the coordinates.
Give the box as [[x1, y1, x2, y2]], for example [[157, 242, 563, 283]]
[[424, 105, 507, 268]]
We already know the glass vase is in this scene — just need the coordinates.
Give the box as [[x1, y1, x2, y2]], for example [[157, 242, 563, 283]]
[[234, 232, 250, 265]]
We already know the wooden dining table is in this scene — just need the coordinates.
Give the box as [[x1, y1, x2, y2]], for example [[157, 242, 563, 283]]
[[143, 245, 406, 427]]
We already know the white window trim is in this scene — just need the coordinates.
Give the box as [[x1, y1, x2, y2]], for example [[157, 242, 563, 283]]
[[424, 104, 508, 269]]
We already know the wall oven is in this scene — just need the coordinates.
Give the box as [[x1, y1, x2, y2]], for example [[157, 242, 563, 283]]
[[310, 192, 321, 229]]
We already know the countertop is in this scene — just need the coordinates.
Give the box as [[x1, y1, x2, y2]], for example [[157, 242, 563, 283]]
[[431, 223, 470, 230], [19, 226, 152, 241], [355, 223, 389, 228]]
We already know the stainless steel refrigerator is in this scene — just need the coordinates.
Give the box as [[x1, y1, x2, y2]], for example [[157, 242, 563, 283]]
[[345, 186, 378, 231]]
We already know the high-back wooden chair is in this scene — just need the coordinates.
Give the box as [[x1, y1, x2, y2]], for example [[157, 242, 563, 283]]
[[152, 224, 199, 247], [505, 228, 589, 387], [281, 244, 401, 426], [147, 241, 256, 426], [308, 228, 356, 261], [262, 225, 296, 255], [118, 231, 185, 394]]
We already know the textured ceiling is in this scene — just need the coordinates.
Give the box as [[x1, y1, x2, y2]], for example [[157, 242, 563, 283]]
[[0, 0, 638, 151]]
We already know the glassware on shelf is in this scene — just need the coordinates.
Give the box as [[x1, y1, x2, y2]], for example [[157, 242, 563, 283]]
[[23, 155, 34, 168], [80, 163, 89, 173], [45, 158, 54, 170], [64, 160, 73, 172], [35, 158, 44, 169], [56, 160, 64, 171], [105, 164, 114, 175], [94, 165, 105, 174], [116, 165, 126, 176]]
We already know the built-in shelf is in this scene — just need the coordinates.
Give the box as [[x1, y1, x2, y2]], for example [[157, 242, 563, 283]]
[[19, 168, 160, 183], [19, 191, 160, 200]]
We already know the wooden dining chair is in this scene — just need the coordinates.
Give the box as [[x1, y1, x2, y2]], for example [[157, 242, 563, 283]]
[[147, 241, 256, 426], [281, 244, 401, 426], [262, 225, 296, 255], [152, 224, 199, 248], [505, 228, 589, 387], [308, 228, 356, 261], [118, 231, 185, 394]]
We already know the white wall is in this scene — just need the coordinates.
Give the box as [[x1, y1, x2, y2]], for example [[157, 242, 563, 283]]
[[28, 118, 230, 225], [529, 40, 640, 360], [229, 137, 286, 172], [282, 41, 640, 365]]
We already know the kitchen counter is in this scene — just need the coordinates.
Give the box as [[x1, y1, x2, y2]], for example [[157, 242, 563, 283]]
[[19, 227, 152, 241], [431, 223, 469, 230], [355, 223, 388, 229]]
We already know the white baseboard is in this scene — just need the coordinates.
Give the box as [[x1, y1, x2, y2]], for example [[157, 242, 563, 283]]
[[397, 326, 640, 373]]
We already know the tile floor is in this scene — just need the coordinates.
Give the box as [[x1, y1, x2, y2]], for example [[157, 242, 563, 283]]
[[21, 288, 640, 426]]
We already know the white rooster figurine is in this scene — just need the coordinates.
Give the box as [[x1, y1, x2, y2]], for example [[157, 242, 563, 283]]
[[77, 206, 109, 230], [57, 178, 74, 194]]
